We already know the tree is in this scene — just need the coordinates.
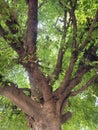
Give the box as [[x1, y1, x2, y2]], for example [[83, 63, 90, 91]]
[[0, 0, 98, 130]]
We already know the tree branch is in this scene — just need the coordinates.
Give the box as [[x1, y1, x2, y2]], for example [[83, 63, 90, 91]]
[[47, 47, 65, 84], [47, 10, 69, 84], [60, 98, 69, 114], [83, 44, 98, 62], [0, 6, 25, 58], [79, 10, 98, 50], [20, 88, 31, 93], [0, 1, 18, 34], [54, 4, 78, 97], [0, 25, 8, 36], [38, 0, 49, 9], [25, 0, 38, 55], [67, 64, 92, 90], [63, 65, 92, 96], [70, 0, 78, 49], [0, 85, 42, 119], [27, 66, 53, 102], [0, 24, 25, 57], [6, 14, 18, 34], [61, 111, 72, 124], [52, 47, 65, 78], [54, 56, 76, 97], [56, 64, 92, 114], [70, 75, 98, 96]]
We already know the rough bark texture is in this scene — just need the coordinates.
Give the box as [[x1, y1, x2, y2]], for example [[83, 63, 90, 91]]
[[27, 113, 62, 130]]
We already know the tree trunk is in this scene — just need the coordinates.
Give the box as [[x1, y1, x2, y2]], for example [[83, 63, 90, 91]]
[[28, 114, 62, 130], [31, 120, 62, 130]]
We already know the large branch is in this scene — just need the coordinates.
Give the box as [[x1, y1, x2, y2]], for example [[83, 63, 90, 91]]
[[25, 0, 38, 54], [0, 85, 42, 119], [26, 65, 53, 102], [79, 10, 98, 50]]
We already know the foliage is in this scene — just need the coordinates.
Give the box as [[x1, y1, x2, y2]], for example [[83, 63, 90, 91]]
[[0, 97, 29, 130], [63, 91, 98, 130]]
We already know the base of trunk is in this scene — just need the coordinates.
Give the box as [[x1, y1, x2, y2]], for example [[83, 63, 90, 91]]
[[26, 114, 62, 130]]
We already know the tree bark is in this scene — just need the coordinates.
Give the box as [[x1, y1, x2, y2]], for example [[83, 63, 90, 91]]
[[30, 120, 62, 130], [27, 113, 62, 130]]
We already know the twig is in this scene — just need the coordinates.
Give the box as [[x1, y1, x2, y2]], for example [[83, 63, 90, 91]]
[[48, 10, 69, 84], [38, 0, 48, 9]]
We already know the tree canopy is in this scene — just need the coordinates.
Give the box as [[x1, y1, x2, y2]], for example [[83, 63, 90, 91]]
[[0, 0, 98, 130]]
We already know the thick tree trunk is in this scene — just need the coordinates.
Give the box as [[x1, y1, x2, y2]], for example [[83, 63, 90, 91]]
[[30, 120, 62, 130], [28, 114, 62, 130], [26, 102, 62, 130]]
